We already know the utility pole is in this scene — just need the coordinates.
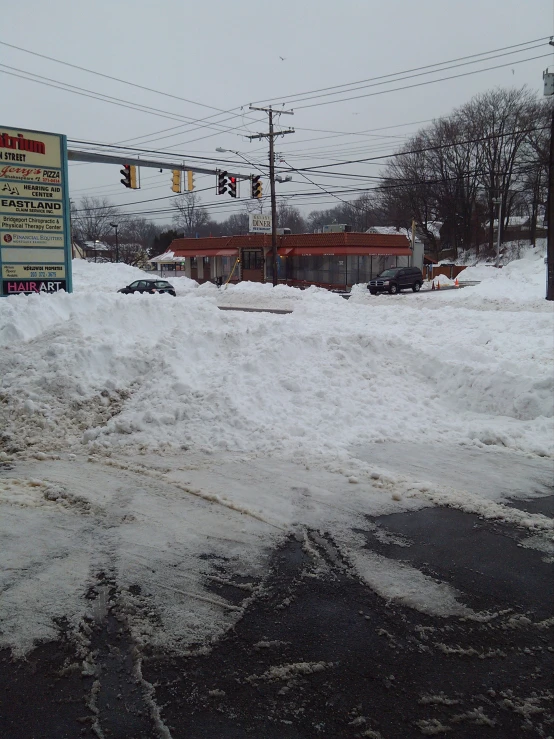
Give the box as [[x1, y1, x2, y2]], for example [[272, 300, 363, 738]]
[[492, 197, 502, 268], [248, 106, 294, 286], [110, 223, 119, 263], [543, 40, 554, 300], [542, 36, 554, 300]]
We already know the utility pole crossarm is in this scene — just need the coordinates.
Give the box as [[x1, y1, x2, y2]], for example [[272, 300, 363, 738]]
[[246, 129, 295, 141]]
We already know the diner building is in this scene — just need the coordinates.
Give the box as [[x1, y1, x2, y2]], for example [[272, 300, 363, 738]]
[[150, 231, 423, 289]]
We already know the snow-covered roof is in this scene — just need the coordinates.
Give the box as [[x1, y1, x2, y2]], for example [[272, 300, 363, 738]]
[[367, 223, 443, 240], [83, 240, 110, 251], [150, 250, 182, 263], [366, 226, 410, 237]]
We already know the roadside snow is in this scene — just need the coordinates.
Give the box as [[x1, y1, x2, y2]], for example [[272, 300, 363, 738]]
[[71, 258, 198, 294]]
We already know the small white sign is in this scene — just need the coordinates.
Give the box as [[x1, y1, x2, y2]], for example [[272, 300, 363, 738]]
[[249, 213, 272, 234]]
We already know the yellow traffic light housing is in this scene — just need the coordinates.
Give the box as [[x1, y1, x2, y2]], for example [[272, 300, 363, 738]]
[[121, 164, 139, 189], [187, 170, 195, 191], [171, 170, 181, 193]]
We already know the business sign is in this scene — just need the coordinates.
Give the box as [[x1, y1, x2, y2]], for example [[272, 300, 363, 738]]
[[0, 127, 72, 296], [249, 213, 272, 234]]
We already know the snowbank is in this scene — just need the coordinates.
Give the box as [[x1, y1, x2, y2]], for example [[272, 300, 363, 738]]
[[71, 259, 198, 294], [1, 252, 552, 461]]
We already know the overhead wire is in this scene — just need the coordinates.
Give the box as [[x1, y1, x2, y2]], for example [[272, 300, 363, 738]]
[[250, 36, 551, 105]]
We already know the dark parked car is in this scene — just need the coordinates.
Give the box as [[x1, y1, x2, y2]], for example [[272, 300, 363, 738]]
[[118, 279, 176, 296], [368, 267, 423, 295]]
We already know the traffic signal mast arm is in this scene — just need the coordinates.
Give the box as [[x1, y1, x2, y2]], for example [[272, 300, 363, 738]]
[[68, 149, 250, 181]]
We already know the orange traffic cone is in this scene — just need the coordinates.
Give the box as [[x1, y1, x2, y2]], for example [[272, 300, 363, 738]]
[[431, 281, 435, 290], [455, 278, 459, 287], [436, 280, 441, 290]]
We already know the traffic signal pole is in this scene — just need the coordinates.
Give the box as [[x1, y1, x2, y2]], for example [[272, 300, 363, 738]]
[[248, 106, 294, 286]]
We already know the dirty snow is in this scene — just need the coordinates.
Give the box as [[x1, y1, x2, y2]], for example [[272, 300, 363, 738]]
[[0, 247, 552, 656]]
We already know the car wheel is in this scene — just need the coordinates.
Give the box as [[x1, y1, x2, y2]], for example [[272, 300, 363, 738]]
[[389, 284, 398, 294], [412, 282, 421, 292]]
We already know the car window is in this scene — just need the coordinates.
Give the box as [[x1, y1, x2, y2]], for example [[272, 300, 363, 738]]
[[137, 281, 148, 289], [129, 281, 140, 289], [378, 269, 399, 278], [154, 281, 171, 288]]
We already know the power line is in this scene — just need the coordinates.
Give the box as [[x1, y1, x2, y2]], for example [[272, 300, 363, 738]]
[[0, 37, 262, 124], [0, 63, 261, 140], [274, 43, 548, 108], [279, 124, 550, 173], [250, 37, 551, 106], [294, 54, 551, 110]]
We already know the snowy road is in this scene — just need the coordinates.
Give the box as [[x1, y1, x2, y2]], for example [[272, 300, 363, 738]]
[[0, 445, 552, 737]]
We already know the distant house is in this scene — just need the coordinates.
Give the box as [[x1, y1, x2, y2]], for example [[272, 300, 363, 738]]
[[81, 240, 112, 261]]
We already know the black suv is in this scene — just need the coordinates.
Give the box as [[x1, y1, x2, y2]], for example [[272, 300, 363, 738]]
[[368, 267, 423, 295], [118, 279, 176, 296]]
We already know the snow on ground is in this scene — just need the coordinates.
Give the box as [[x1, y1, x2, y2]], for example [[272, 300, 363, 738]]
[[72, 258, 198, 294], [0, 251, 553, 656]]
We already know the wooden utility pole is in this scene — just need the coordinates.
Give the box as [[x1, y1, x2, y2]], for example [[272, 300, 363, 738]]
[[544, 41, 554, 301], [248, 106, 294, 285], [547, 105, 554, 300]]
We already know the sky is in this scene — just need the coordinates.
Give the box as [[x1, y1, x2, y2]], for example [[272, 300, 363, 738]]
[[2, 0, 554, 228]]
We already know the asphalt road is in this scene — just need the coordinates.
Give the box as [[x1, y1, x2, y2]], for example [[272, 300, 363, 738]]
[[1, 492, 552, 739]]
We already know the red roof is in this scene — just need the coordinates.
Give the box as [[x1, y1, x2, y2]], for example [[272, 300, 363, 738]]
[[167, 232, 411, 258]]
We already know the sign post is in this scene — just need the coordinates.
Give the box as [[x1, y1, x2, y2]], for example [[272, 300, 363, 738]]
[[0, 126, 72, 296]]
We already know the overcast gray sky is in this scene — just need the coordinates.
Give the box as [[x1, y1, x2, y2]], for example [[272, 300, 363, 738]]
[[3, 0, 553, 226]]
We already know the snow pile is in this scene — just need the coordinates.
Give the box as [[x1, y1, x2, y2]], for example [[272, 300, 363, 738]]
[[457, 265, 500, 282], [1, 254, 553, 461], [71, 259, 198, 294], [436, 247, 549, 309], [430, 273, 455, 287], [453, 238, 545, 267]]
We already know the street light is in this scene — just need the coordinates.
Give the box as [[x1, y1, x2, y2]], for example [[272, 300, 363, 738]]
[[110, 223, 119, 263], [492, 198, 502, 268]]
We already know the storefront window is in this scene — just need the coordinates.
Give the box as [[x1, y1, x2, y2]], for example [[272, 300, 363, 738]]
[[242, 251, 263, 270]]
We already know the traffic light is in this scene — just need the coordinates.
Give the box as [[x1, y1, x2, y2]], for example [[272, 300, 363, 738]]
[[217, 171, 228, 195], [251, 175, 262, 199], [228, 176, 237, 198], [120, 164, 138, 189], [187, 171, 195, 191], [171, 170, 181, 193]]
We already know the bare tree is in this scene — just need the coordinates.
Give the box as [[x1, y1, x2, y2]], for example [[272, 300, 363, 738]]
[[221, 212, 250, 235], [277, 202, 306, 233], [380, 86, 547, 257], [71, 197, 120, 243], [172, 192, 210, 236], [117, 218, 161, 253]]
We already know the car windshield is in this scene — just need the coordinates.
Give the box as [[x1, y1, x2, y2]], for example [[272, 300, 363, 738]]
[[378, 269, 399, 278]]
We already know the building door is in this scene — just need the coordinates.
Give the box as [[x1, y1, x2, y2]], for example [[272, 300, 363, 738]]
[[203, 256, 211, 282], [241, 250, 264, 282]]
